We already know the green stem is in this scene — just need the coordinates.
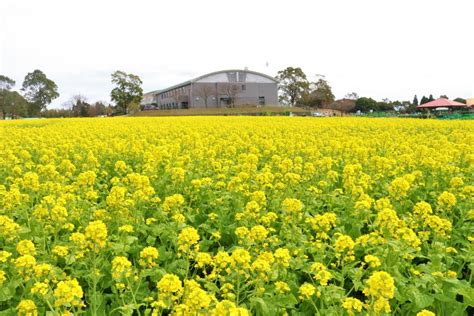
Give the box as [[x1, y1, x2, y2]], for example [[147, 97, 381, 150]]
[[309, 298, 320, 315], [236, 273, 241, 305], [128, 274, 142, 316], [91, 253, 98, 316]]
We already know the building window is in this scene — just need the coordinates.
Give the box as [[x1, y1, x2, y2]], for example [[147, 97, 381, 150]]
[[237, 72, 246, 82], [258, 96, 265, 105], [242, 85, 246, 91], [227, 72, 237, 82]]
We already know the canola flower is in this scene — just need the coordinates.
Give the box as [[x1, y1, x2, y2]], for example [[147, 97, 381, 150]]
[[0, 117, 472, 315], [139, 246, 159, 268], [16, 240, 36, 256], [17, 299, 38, 316], [177, 227, 200, 255], [342, 297, 363, 315], [0, 270, 6, 285], [84, 220, 108, 250], [157, 273, 183, 301], [53, 278, 84, 308], [363, 271, 396, 313], [111, 256, 133, 280], [31, 281, 49, 296]]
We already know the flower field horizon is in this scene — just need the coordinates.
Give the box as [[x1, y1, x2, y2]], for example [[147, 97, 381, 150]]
[[0, 117, 473, 315]]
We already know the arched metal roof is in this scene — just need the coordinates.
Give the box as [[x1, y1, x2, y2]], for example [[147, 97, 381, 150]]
[[190, 69, 278, 83], [144, 69, 277, 95]]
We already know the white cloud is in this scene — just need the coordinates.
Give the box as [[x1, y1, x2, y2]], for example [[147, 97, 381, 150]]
[[1, 0, 473, 108]]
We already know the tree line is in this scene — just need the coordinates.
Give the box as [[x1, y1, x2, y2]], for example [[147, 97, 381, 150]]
[[0, 70, 143, 119], [276, 66, 468, 113], [2, 67, 469, 119]]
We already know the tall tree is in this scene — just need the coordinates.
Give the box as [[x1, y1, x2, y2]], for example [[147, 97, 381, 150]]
[[301, 78, 335, 108], [428, 94, 434, 101], [413, 95, 418, 106], [439, 95, 448, 99], [275, 67, 309, 106], [355, 97, 377, 112], [21, 70, 59, 115], [4, 91, 29, 118], [110, 71, 143, 114], [377, 99, 394, 111], [420, 96, 429, 105], [0, 75, 16, 119]]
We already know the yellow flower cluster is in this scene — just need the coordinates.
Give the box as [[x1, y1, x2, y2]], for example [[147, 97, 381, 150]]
[[112, 256, 132, 280], [0, 117, 471, 314], [306, 212, 337, 240], [437, 191, 456, 209], [177, 227, 200, 255], [363, 271, 395, 313], [17, 299, 38, 316], [310, 262, 332, 286], [0, 270, 6, 285], [281, 198, 304, 213], [157, 273, 183, 301], [299, 283, 317, 299], [84, 220, 108, 251], [334, 234, 355, 263], [54, 278, 84, 308], [139, 246, 159, 268], [16, 240, 36, 256], [342, 297, 363, 315]]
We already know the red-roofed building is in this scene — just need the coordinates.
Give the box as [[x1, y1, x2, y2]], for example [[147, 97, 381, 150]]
[[417, 98, 466, 109]]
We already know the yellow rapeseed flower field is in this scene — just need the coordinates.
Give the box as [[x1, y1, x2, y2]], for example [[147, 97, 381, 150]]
[[0, 117, 473, 315]]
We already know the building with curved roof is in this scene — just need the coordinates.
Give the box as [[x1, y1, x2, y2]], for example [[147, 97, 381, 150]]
[[141, 69, 279, 109]]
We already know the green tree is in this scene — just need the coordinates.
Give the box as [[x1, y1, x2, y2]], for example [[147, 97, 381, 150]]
[[302, 78, 335, 108], [355, 97, 377, 112], [439, 94, 448, 99], [110, 71, 143, 114], [403, 103, 418, 113], [0, 75, 16, 119], [413, 95, 418, 106], [420, 96, 429, 105], [4, 91, 29, 118], [128, 101, 140, 114], [377, 99, 394, 112], [21, 70, 59, 115], [453, 97, 466, 104], [428, 94, 434, 101], [275, 67, 309, 106]]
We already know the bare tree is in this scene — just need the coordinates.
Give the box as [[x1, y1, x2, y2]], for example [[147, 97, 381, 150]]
[[66, 94, 90, 117], [344, 92, 359, 100], [218, 83, 241, 108], [172, 89, 183, 109], [329, 99, 356, 114], [194, 84, 214, 108]]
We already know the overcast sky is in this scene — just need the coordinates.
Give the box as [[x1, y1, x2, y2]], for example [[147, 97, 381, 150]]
[[1, 0, 473, 108]]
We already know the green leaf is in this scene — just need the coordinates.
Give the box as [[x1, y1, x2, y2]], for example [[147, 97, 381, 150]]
[[251, 297, 275, 316], [276, 294, 298, 306]]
